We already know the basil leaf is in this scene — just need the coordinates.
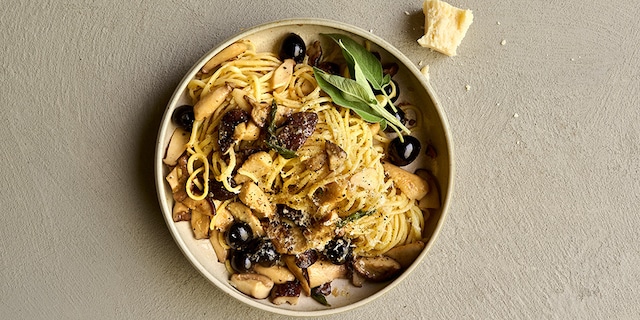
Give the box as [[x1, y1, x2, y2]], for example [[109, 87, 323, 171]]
[[313, 67, 375, 105], [323, 34, 389, 90], [313, 68, 384, 124]]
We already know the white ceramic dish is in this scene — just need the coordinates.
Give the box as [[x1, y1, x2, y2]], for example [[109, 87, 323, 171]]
[[155, 18, 454, 316]]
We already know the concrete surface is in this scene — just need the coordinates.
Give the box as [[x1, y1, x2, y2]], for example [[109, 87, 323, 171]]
[[1, 0, 638, 319]]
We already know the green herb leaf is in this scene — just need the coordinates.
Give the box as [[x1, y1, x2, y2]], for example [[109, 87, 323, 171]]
[[311, 292, 331, 307], [337, 210, 375, 227], [323, 34, 389, 90], [313, 67, 375, 105], [313, 35, 411, 135], [265, 101, 297, 159], [313, 68, 384, 124]]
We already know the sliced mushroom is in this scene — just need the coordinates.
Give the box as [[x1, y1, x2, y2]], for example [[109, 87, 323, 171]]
[[277, 204, 310, 228], [349, 268, 366, 287], [163, 128, 189, 166], [193, 83, 233, 121], [383, 241, 425, 269], [209, 230, 228, 263], [165, 166, 181, 192], [272, 59, 295, 93], [230, 273, 274, 299], [282, 255, 312, 296], [233, 121, 261, 142], [382, 162, 429, 200], [276, 112, 318, 151], [235, 151, 273, 184], [225, 201, 264, 236], [253, 265, 296, 284], [172, 202, 191, 222], [190, 208, 210, 240], [218, 108, 249, 154], [382, 62, 399, 77], [270, 281, 302, 305], [415, 169, 441, 210], [231, 89, 252, 113], [307, 259, 347, 289], [306, 40, 323, 66], [352, 256, 401, 282], [238, 182, 274, 219], [315, 180, 346, 206], [325, 141, 347, 171], [210, 202, 234, 232], [201, 41, 249, 74], [244, 96, 270, 127], [305, 153, 327, 171], [265, 220, 309, 255], [350, 167, 379, 190]]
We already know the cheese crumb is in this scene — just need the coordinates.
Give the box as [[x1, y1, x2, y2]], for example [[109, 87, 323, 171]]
[[420, 65, 430, 81], [465, 84, 471, 91], [513, 113, 519, 118], [501, 39, 507, 46], [417, 0, 474, 56], [404, 11, 410, 15]]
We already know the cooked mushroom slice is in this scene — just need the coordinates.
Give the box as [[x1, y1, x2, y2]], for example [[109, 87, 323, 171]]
[[172, 202, 190, 222], [353, 256, 401, 282], [382, 62, 399, 77], [277, 204, 310, 228], [314, 180, 347, 206], [209, 230, 228, 263], [276, 112, 318, 151], [235, 151, 273, 184], [201, 41, 249, 74], [165, 167, 181, 191], [270, 281, 302, 305], [163, 128, 189, 166], [230, 273, 274, 299], [254, 265, 296, 284], [233, 121, 261, 142], [305, 153, 327, 171], [282, 255, 311, 296], [307, 40, 323, 66], [193, 83, 233, 121], [238, 182, 274, 219], [225, 202, 265, 236], [414, 169, 441, 210], [210, 202, 234, 232], [383, 241, 425, 269], [272, 59, 295, 93], [190, 208, 210, 240], [325, 141, 347, 171], [307, 259, 347, 289], [244, 95, 271, 127], [218, 108, 249, 154], [350, 268, 366, 287], [350, 167, 379, 190], [382, 162, 429, 200], [295, 250, 319, 269]]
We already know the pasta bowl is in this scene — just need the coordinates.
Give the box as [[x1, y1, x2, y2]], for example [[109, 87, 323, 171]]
[[155, 18, 453, 316]]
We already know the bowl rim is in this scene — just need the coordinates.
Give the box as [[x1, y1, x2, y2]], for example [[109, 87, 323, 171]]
[[154, 17, 455, 317]]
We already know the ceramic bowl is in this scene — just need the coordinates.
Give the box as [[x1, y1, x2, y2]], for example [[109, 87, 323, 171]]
[[155, 18, 454, 316]]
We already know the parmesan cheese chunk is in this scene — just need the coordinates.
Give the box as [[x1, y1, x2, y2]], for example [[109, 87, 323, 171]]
[[417, 0, 474, 56]]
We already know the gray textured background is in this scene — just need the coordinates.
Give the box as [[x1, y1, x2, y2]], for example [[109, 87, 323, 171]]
[[1, 0, 639, 319]]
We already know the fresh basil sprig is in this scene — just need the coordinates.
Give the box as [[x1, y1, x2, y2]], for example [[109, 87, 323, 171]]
[[313, 34, 410, 135], [265, 101, 297, 159]]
